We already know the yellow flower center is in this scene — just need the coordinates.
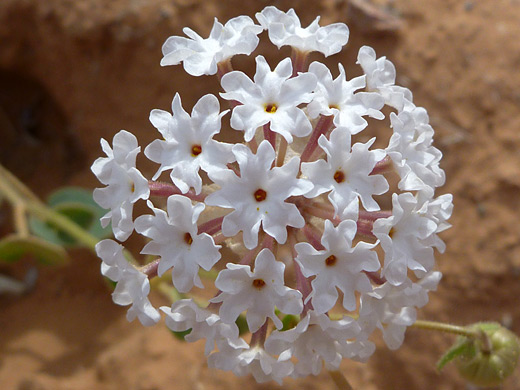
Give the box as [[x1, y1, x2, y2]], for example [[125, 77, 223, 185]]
[[264, 103, 277, 113]]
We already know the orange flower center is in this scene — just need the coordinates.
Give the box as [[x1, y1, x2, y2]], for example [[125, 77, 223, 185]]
[[325, 255, 337, 266], [333, 170, 345, 183], [184, 232, 193, 245], [252, 279, 266, 289], [254, 189, 267, 202], [191, 144, 202, 157]]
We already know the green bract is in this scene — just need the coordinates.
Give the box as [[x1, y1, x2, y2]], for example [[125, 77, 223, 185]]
[[438, 322, 520, 387]]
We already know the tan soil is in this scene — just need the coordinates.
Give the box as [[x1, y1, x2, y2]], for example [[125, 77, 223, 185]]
[[1, 0, 520, 389]]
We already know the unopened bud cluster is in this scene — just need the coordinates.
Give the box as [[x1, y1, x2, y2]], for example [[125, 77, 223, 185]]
[[92, 6, 452, 383]]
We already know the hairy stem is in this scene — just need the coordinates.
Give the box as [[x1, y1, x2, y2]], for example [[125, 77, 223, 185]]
[[412, 320, 479, 339]]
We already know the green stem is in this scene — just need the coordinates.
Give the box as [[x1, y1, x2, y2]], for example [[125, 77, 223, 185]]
[[25, 201, 99, 251], [0, 164, 99, 251], [412, 319, 479, 339]]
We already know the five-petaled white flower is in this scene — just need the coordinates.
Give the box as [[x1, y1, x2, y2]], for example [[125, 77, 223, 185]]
[[265, 311, 360, 377], [357, 46, 413, 111], [160, 299, 242, 355], [211, 248, 303, 333], [161, 15, 263, 76], [302, 127, 389, 219], [373, 193, 438, 286], [206, 140, 312, 249], [387, 109, 445, 197], [92, 130, 150, 241], [220, 55, 316, 143], [358, 271, 441, 350], [307, 61, 385, 134], [145, 93, 234, 195], [209, 341, 293, 384], [97, 239, 160, 326], [256, 7, 350, 56], [134, 195, 221, 293], [295, 219, 380, 314]]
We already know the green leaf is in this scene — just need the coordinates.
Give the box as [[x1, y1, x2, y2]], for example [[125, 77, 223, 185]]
[[29, 187, 111, 247], [281, 314, 300, 331], [0, 234, 68, 265], [235, 314, 249, 335], [437, 338, 474, 371], [171, 328, 192, 341]]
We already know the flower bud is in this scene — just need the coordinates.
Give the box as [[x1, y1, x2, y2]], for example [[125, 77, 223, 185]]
[[453, 322, 520, 387]]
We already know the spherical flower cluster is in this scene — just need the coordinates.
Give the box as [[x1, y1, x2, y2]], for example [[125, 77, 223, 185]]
[[92, 6, 452, 383]]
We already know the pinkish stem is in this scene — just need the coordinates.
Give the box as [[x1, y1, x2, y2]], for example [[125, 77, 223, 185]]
[[365, 271, 386, 285], [288, 233, 313, 314], [148, 181, 205, 202], [250, 320, 269, 347], [139, 258, 160, 278], [239, 234, 274, 267], [217, 58, 233, 80], [198, 216, 224, 236], [358, 210, 392, 221], [261, 234, 275, 252], [217, 59, 240, 108], [301, 115, 334, 162], [227, 163, 240, 177], [211, 232, 227, 245], [239, 247, 258, 266], [370, 155, 394, 175], [356, 219, 376, 238], [302, 224, 325, 250], [303, 204, 340, 224], [263, 123, 276, 150], [291, 48, 310, 77]]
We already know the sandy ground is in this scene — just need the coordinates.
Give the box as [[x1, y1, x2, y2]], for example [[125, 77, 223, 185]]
[[1, 0, 520, 389]]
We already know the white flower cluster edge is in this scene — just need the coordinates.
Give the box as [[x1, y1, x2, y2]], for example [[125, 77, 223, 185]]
[[92, 6, 453, 383]]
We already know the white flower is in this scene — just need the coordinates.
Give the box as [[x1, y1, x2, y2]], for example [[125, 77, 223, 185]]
[[160, 300, 241, 355], [359, 271, 442, 350], [97, 239, 160, 326], [373, 193, 438, 286], [161, 16, 263, 76], [256, 7, 349, 56], [356, 46, 413, 111], [145, 93, 234, 194], [206, 140, 312, 249], [92, 130, 149, 241], [93, 7, 452, 382], [420, 194, 453, 253], [307, 61, 384, 133], [134, 196, 220, 293], [265, 311, 360, 377], [387, 109, 445, 197], [295, 219, 379, 314], [209, 341, 293, 384], [302, 127, 389, 219], [220, 55, 316, 143], [211, 248, 303, 333]]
